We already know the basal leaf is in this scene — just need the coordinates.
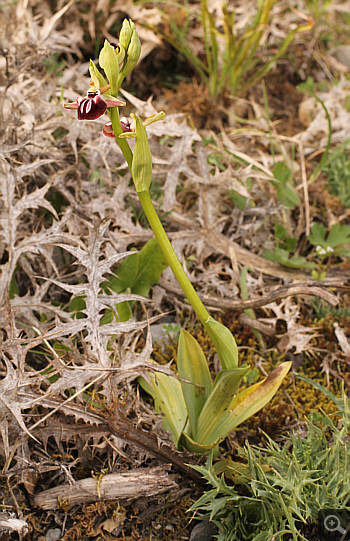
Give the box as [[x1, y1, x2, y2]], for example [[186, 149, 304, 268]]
[[276, 183, 300, 208], [138, 372, 187, 447], [177, 330, 213, 439], [196, 362, 291, 446], [195, 366, 250, 445]]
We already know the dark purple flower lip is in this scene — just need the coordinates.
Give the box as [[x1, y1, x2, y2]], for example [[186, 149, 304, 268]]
[[64, 85, 126, 120], [77, 90, 107, 120]]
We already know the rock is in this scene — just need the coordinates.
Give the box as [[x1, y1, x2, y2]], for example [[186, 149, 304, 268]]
[[331, 45, 350, 69], [190, 520, 218, 541], [45, 528, 62, 541]]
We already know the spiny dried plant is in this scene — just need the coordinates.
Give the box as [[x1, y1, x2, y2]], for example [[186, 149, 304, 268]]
[[0, 155, 174, 466]]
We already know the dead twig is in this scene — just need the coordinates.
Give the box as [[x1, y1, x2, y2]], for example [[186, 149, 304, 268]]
[[22, 392, 206, 487], [34, 466, 177, 509], [159, 277, 343, 311]]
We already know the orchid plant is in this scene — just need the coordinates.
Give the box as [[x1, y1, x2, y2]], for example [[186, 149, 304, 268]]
[[64, 20, 291, 454]]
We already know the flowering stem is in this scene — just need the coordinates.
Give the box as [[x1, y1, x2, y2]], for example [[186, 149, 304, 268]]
[[109, 108, 133, 170], [137, 189, 211, 325], [114, 112, 210, 325]]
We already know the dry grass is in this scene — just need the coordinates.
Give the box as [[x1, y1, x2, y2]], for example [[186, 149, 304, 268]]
[[0, 0, 349, 539]]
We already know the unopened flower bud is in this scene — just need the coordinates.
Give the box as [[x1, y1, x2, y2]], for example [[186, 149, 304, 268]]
[[119, 19, 134, 50], [121, 28, 141, 77]]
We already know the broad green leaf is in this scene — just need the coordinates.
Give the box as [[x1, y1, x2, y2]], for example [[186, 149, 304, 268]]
[[196, 362, 291, 445], [272, 248, 315, 270], [115, 300, 132, 322], [327, 223, 350, 248], [9, 273, 19, 299], [285, 253, 315, 269], [275, 222, 287, 241], [105, 237, 168, 297], [69, 295, 87, 319], [195, 366, 250, 445], [308, 223, 326, 247], [271, 164, 299, 207], [262, 249, 278, 262], [283, 237, 298, 252], [204, 317, 238, 369], [138, 372, 187, 447], [177, 330, 213, 439], [273, 161, 292, 185], [336, 247, 350, 257]]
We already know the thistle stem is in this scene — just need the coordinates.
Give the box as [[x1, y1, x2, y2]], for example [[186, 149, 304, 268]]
[[137, 189, 210, 325]]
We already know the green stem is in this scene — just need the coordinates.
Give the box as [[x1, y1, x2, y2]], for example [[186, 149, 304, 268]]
[[137, 189, 210, 325], [109, 108, 133, 171]]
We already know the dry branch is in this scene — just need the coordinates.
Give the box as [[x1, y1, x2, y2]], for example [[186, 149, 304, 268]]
[[24, 392, 205, 486], [34, 466, 177, 509], [159, 277, 342, 311], [239, 314, 275, 336]]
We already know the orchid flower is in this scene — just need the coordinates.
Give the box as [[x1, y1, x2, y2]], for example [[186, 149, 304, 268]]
[[64, 84, 125, 121], [103, 117, 133, 138]]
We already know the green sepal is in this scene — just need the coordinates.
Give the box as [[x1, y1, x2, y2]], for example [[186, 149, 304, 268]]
[[119, 19, 133, 50], [204, 316, 238, 370], [177, 330, 213, 439], [131, 115, 153, 192], [99, 40, 119, 95], [89, 60, 108, 91], [121, 27, 141, 77]]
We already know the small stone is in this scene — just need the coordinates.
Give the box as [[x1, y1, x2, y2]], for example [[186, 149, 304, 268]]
[[46, 528, 62, 541], [190, 520, 218, 541], [332, 45, 350, 69]]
